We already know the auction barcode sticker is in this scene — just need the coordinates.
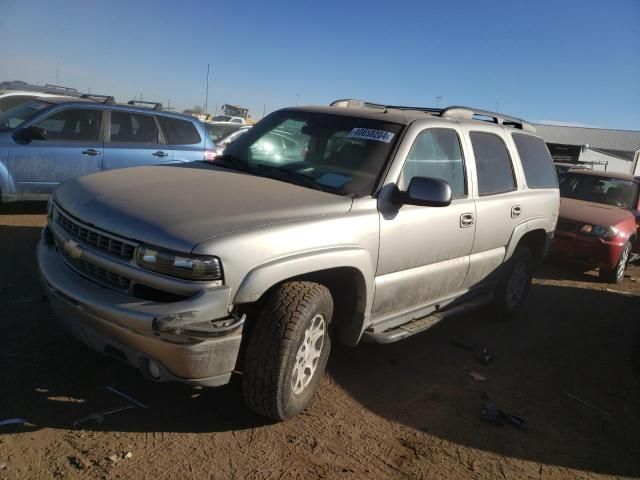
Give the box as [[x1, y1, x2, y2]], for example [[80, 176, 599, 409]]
[[349, 128, 395, 143]]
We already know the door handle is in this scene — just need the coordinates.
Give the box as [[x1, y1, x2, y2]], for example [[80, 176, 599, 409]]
[[152, 151, 169, 157], [511, 205, 522, 218], [81, 148, 101, 156], [460, 213, 475, 228]]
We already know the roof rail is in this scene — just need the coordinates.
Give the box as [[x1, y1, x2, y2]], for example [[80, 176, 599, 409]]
[[80, 94, 115, 104], [127, 100, 163, 111], [44, 84, 79, 93], [440, 106, 536, 132], [330, 99, 536, 132]]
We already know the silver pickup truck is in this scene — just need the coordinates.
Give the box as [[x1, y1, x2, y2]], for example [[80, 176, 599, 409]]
[[38, 99, 559, 420]]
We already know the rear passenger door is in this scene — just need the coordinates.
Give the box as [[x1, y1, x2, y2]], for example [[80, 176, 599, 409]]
[[157, 116, 205, 162], [102, 109, 171, 170], [463, 130, 522, 288]]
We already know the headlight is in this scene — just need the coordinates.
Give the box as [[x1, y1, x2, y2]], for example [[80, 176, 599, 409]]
[[579, 224, 619, 240], [136, 246, 222, 281]]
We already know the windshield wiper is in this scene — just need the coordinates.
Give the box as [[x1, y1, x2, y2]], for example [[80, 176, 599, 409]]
[[251, 164, 329, 192], [208, 154, 251, 172]]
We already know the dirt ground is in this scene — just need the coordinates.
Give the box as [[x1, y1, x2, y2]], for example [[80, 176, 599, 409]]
[[1, 203, 639, 480]]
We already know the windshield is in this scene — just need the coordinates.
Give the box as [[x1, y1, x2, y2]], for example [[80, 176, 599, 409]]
[[204, 122, 241, 142], [213, 115, 232, 122], [221, 110, 403, 197], [0, 100, 52, 131], [559, 172, 639, 209]]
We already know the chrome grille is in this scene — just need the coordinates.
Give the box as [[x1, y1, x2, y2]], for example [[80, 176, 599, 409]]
[[556, 219, 578, 233], [55, 207, 136, 260], [61, 250, 130, 291]]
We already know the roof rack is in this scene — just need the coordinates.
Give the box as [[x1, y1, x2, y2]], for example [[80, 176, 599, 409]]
[[330, 99, 536, 132], [44, 84, 79, 93], [80, 94, 115, 104], [127, 100, 163, 111]]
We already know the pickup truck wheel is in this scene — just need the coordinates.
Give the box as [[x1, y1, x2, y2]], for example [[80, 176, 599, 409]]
[[599, 241, 631, 284], [242, 281, 333, 420], [492, 247, 533, 318]]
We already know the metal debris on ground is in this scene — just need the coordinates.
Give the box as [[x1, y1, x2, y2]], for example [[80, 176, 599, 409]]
[[108, 451, 133, 463], [106, 385, 149, 410], [469, 371, 486, 382], [0, 418, 29, 427], [73, 404, 136, 427], [480, 393, 527, 430], [601, 287, 634, 297], [477, 348, 494, 365], [565, 392, 611, 416]]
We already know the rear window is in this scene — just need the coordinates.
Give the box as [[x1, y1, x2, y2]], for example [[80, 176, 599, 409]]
[[512, 133, 557, 189], [469, 132, 516, 196], [158, 117, 201, 145]]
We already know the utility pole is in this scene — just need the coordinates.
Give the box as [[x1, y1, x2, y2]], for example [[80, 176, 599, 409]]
[[263, 104, 266, 118], [56, 62, 60, 85], [296, 93, 299, 106], [204, 64, 210, 115], [436, 96, 443, 108], [495, 101, 499, 113]]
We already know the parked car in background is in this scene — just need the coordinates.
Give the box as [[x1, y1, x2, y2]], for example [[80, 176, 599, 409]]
[[0, 90, 61, 113], [552, 170, 639, 282], [553, 162, 589, 176], [209, 125, 251, 158], [203, 122, 247, 143], [211, 115, 246, 124], [0, 96, 214, 202], [38, 99, 558, 420]]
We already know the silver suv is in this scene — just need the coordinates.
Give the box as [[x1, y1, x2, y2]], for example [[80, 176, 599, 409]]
[[37, 99, 559, 420]]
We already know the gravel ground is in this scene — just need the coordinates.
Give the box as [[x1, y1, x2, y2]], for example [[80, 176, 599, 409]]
[[1, 202, 639, 479]]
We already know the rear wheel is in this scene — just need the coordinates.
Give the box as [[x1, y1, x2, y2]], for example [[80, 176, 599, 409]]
[[242, 281, 333, 420], [599, 241, 631, 284], [492, 247, 534, 317]]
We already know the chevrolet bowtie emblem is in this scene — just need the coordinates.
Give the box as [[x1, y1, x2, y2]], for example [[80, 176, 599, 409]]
[[63, 239, 83, 260]]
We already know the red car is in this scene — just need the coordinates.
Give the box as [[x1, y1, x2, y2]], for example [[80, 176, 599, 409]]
[[552, 170, 639, 283]]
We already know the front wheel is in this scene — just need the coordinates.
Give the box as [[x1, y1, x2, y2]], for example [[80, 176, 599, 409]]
[[492, 247, 534, 318], [242, 281, 333, 420], [599, 241, 631, 284]]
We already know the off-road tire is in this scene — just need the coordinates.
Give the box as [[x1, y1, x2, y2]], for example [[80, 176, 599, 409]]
[[242, 281, 333, 420], [599, 241, 631, 284], [492, 247, 534, 318]]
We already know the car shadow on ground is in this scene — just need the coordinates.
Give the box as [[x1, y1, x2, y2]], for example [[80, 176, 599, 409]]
[[1, 222, 639, 477]]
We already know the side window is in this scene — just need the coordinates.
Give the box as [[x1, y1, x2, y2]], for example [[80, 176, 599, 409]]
[[157, 117, 201, 145], [110, 111, 159, 143], [35, 108, 101, 142], [469, 132, 516, 196], [400, 128, 466, 197], [512, 133, 557, 189]]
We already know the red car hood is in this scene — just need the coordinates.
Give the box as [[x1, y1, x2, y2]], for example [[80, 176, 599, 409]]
[[559, 197, 633, 226]]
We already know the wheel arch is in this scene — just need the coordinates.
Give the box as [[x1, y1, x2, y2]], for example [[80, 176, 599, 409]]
[[234, 249, 374, 347]]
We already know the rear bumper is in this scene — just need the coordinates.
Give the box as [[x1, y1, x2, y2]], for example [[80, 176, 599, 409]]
[[551, 232, 624, 270], [37, 238, 243, 387]]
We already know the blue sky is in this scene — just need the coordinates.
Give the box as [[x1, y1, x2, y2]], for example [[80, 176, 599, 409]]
[[1, 0, 638, 129]]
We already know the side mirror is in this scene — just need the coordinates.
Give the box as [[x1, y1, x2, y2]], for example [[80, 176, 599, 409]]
[[14, 125, 47, 142], [392, 176, 452, 207]]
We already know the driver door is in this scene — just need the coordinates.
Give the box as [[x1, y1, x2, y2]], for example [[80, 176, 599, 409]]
[[7, 107, 104, 194]]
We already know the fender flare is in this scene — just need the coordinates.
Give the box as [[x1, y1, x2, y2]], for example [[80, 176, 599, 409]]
[[504, 216, 552, 261], [234, 247, 375, 345]]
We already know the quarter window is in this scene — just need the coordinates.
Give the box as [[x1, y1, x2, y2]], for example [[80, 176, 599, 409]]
[[512, 133, 557, 189], [35, 108, 101, 142], [158, 117, 201, 145], [400, 128, 466, 197], [469, 132, 516, 195], [110, 111, 160, 143]]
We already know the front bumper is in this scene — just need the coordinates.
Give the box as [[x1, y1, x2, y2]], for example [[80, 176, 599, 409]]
[[37, 238, 243, 387], [551, 232, 624, 270]]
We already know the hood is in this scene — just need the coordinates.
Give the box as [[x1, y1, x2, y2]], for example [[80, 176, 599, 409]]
[[559, 197, 633, 227], [54, 164, 353, 252]]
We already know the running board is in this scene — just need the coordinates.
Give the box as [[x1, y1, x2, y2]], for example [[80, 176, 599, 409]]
[[362, 293, 493, 344]]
